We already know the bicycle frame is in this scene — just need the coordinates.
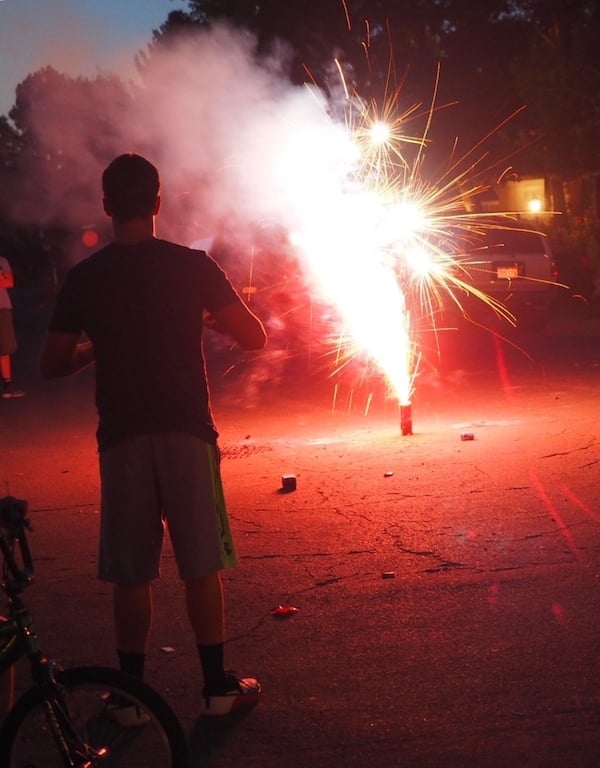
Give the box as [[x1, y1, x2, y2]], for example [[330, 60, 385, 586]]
[[0, 592, 47, 679], [0, 495, 42, 677], [0, 607, 31, 674], [0, 497, 104, 767]]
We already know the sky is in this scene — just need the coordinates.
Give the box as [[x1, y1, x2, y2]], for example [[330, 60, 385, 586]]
[[0, 0, 187, 118]]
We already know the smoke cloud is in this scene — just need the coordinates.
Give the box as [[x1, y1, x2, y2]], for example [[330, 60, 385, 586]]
[[12, 23, 340, 250], [11, 21, 350, 394], [9, 21, 435, 407]]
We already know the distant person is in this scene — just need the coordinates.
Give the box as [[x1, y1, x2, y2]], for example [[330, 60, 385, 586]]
[[40, 153, 267, 717], [0, 252, 25, 399]]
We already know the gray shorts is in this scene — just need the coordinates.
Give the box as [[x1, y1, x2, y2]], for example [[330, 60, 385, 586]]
[[98, 432, 238, 584], [0, 309, 17, 356]]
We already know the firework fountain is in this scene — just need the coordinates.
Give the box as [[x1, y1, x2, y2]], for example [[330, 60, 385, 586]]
[[140, 25, 554, 430], [265, 66, 514, 435]]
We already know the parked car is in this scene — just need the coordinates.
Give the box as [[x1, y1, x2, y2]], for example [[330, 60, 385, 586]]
[[455, 222, 559, 330]]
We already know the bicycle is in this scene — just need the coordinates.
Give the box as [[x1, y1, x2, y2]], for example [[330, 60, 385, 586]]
[[0, 495, 189, 767]]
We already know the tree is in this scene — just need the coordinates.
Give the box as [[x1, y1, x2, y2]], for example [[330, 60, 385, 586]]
[[0, 115, 24, 223], [2, 67, 140, 281], [505, 1, 600, 177], [8, 67, 138, 225]]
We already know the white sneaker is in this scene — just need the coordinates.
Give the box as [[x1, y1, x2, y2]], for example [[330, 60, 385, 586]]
[[1, 387, 25, 399], [199, 674, 261, 717]]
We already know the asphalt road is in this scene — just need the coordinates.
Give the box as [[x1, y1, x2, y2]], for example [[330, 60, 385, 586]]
[[2, 293, 600, 767]]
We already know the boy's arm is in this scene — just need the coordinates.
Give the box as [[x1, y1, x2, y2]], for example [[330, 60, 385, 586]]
[[207, 299, 267, 351]]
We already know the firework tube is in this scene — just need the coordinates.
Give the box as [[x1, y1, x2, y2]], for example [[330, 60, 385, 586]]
[[400, 403, 413, 436]]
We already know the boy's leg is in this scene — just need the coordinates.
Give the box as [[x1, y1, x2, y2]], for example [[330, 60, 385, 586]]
[[157, 434, 260, 713], [114, 582, 153, 652], [184, 572, 224, 645], [186, 572, 228, 691], [99, 436, 162, 680], [186, 572, 261, 715], [114, 582, 152, 679]]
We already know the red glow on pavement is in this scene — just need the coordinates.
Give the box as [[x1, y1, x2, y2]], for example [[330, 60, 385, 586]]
[[551, 602, 567, 625], [561, 486, 600, 524], [488, 581, 500, 611], [530, 470, 580, 561], [492, 333, 514, 403]]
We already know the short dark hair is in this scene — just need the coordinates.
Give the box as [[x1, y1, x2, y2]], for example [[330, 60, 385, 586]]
[[102, 153, 160, 221]]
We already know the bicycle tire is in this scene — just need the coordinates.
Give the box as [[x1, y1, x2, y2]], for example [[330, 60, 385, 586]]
[[0, 665, 188, 767]]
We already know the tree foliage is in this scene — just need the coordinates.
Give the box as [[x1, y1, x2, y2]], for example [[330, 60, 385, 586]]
[[505, 0, 600, 176], [151, 0, 599, 172], [6, 67, 137, 225]]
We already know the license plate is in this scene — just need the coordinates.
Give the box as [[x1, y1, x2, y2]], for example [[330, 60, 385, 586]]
[[496, 264, 519, 279]]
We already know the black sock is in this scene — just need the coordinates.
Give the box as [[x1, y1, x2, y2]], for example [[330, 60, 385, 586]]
[[117, 650, 146, 680], [197, 642, 227, 691]]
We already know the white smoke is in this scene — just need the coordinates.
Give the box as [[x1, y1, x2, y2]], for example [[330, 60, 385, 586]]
[[136, 24, 337, 243], [11, 22, 346, 262], [10, 21, 424, 403]]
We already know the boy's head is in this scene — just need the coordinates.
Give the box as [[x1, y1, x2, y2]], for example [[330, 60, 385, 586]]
[[102, 154, 160, 221]]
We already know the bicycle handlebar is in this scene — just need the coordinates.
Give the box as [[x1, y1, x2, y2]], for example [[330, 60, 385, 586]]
[[0, 495, 34, 586]]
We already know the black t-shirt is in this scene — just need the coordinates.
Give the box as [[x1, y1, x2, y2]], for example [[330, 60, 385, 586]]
[[49, 237, 239, 451]]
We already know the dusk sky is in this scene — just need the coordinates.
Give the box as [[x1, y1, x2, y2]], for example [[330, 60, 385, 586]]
[[0, 0, 186, 118]]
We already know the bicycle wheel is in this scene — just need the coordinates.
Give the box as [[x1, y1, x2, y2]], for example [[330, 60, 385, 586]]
[[0, 665, 188, 767]]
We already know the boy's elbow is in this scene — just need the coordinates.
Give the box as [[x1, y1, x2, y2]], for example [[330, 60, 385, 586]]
[[214, 303, 267, 350]]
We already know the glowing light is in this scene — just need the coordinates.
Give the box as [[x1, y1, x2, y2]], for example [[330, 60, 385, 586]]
[[528, 197, 542, 213], [273, 78, 499, 408], [405, 245, 436, 279], [369, 120, 391, 146], [294, 81, 558, 408]]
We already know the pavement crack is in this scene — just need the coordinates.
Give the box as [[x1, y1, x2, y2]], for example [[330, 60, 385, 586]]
[[421, 560, 468, 573], [397, 547, 437, 557], [540, 439, 596, 459], [314, 576, 342, 586]]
